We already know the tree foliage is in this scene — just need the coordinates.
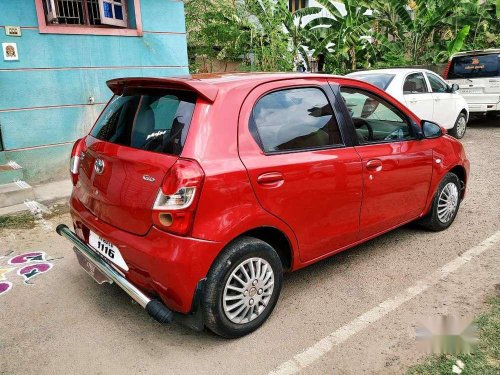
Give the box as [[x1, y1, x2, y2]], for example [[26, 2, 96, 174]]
[[185, 0, 500, 74]]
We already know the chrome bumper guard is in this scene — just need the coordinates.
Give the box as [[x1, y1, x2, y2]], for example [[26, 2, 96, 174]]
[[56, 224, 173, 324]]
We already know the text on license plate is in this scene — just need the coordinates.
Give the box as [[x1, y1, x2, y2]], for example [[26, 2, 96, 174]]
[[88, 231, 129, 271]]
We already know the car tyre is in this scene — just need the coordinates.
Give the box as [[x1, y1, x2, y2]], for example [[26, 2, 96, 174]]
[[448, 113, 467, 139], [202, 236, 283, 338], [418, 173, 461, 231]]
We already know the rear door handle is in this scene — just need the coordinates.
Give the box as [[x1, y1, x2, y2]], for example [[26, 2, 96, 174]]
[[366, 159, 383, 172], [257, 172, 285, 187]]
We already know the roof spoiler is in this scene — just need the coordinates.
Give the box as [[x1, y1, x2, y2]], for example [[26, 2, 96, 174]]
[[106, 77, 219, 102]]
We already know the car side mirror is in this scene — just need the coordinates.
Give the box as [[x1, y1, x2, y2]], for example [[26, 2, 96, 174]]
[[421, 120, 443, 139], [449, 83, 459, 93]]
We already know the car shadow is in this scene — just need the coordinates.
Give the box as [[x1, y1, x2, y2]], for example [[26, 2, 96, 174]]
[[75, 222, 429, 345], [468, 115, 499, 128]]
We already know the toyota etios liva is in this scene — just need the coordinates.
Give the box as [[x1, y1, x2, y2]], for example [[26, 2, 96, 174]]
[[57, 73, 469, 338]]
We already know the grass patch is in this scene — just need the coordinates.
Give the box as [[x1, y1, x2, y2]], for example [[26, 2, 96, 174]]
[[0, 212, 35, 230], [407, 295, 500, 374]]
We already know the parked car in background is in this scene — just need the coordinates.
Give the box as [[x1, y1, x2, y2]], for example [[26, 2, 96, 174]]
[[347, 69, 469, 139], [444, 49, 500, 118], [57, 73, 469, 338]]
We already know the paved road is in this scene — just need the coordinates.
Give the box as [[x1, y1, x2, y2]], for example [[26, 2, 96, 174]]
[[1, 117, 499, 375]]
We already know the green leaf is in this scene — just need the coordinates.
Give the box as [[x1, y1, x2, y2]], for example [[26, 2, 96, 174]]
[[447, 25, 471, 57]]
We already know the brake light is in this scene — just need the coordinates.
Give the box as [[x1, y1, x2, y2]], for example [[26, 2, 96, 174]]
[[70, 137, 86, 186], [152, 159, 205, 236], [443, 60, 452, 80]]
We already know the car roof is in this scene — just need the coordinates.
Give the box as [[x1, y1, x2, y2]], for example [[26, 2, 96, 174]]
[[348, 68, 431, 75], [177, 72, 341, 86], [450, 49, 500, 58], [107, 72, 355, 102]]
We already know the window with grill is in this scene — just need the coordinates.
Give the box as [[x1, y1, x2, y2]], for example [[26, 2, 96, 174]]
[[43, 0, 128, 28], [289, 0, 308, 12]]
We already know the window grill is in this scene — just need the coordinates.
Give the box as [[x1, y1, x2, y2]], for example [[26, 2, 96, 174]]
[[43, 0, 126, 27]]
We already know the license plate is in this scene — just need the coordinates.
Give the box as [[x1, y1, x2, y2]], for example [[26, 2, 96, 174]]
[[74, 249, 112, 284], [459, 89, 482, 94], [88, 231, 129, 271]]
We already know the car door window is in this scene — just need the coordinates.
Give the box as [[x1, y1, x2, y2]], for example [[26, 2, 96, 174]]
[[340, 87, 413, 143], [403, 73, 428, 94], [426, 73, 449, 93], [251, 87, 343, 153]]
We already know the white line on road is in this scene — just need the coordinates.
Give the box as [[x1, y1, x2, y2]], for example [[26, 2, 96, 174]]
[[268, 230, 500, 375]]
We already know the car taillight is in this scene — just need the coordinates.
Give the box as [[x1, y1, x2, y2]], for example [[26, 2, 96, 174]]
[[443, 60, 452, 80], [152, 158, 205, 236], [70, 137, 86, 186]]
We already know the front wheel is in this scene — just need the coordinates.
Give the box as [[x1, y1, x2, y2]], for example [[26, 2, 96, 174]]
[[202, 236, 283, 338], [448, 113, 467, 139], [418, 173, 461, 231]]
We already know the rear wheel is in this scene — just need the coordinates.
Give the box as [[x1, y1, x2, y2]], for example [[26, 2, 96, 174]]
[[202, 236, 283, 338], [448, 113, 467, 139], [418, 173, 461, 231]]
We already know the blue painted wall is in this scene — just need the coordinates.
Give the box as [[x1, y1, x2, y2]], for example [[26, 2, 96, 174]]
[[0, 0, 189, 183]]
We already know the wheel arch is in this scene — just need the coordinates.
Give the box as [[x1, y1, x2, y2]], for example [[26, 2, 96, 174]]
[[213, 226, 295, 273], [459, 108, 468, 122], [448, 164, 467, 198], [240, 227, 293, 271]]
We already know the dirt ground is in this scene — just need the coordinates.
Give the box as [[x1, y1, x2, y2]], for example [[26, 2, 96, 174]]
[[0, 116, 498, 375]]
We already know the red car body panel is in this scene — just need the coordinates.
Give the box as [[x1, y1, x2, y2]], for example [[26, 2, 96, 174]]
[[237, 78, 363, 263], [68, 73, 470, 314]]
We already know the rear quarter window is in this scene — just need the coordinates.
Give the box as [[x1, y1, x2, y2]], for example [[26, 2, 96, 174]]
[[91, 89, 196, 155], [449, 53, 500, 79]]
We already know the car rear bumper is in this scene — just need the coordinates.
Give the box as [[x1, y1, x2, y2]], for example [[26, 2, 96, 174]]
[[461, 94, 500, 113], [56, 224, 174, 323], [68, 195, 222, 314]]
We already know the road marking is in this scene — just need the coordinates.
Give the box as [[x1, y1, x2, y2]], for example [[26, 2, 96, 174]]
[[269, 231, 500, 375]]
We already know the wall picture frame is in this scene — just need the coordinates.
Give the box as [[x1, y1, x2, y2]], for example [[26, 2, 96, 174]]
[[2, 42, 19, 61]]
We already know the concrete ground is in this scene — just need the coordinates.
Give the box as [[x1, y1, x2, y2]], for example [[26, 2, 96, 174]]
[[0, 179, 72, 216], [0, 116, 498, 375]]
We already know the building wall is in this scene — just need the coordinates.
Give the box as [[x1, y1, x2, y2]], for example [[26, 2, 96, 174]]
[[0, 0, 189, 183]]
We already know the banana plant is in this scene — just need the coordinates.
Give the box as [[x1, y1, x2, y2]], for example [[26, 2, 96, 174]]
[[278, 0, 323, 70], [303, 0, 377, 72]]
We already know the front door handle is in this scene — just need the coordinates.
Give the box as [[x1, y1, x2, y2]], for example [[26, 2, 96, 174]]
[[257, 172, 285, 187], [366, 159, 383, 172]]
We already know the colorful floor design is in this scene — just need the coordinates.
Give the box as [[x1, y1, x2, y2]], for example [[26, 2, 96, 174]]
[[0, 251, 54, 296]]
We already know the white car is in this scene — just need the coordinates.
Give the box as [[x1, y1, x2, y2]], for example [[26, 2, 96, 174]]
[[444, 49, 500, 117], [347, 68, 469, 139]]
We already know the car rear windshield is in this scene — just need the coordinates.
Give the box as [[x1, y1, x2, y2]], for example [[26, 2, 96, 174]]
[[349, 73, 395, 90], [448, 53, 500, 79], [90, 88, 196, 155]]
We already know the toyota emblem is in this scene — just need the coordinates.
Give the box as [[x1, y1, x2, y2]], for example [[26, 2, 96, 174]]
[[94, 158, 105, 174]]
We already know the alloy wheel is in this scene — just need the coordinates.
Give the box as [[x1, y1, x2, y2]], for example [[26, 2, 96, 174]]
[[437, 182, 459, 223], [456, 116, 467, 138], [222, 257, 275, 324]]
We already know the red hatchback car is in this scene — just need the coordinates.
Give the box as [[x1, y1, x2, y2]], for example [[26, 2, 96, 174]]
[[57, 73, 469, 338]]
